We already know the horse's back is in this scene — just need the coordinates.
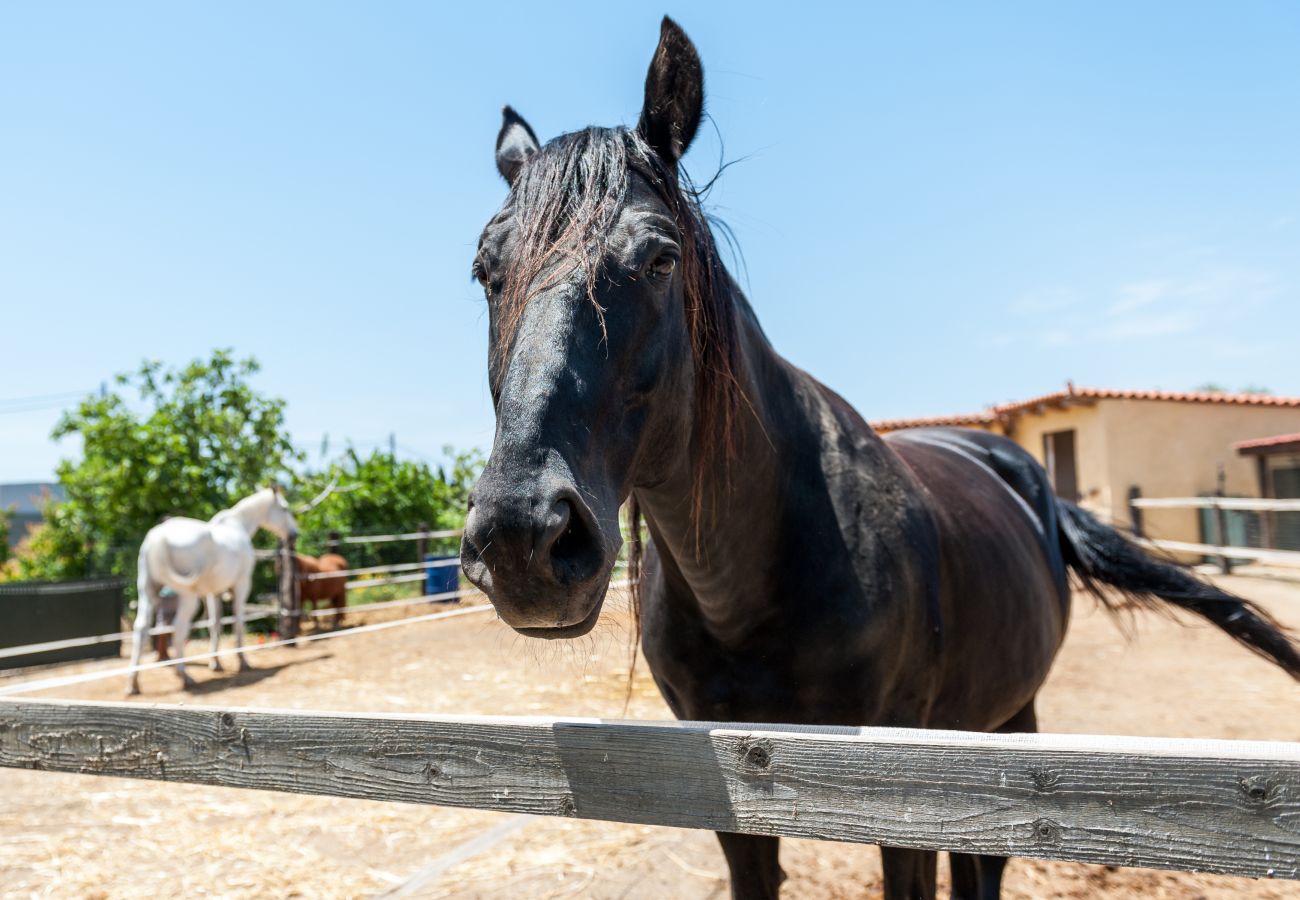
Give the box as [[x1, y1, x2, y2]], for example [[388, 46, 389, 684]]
[[297, 552, 348, 602], [142, 516, 248, 594], [884, 427, 1070, 729], [318, 553, 347, 572]]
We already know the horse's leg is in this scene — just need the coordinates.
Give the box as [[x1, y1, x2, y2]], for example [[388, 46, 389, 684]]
[[206, 593, 224, 672], [127, 570, 158, 696], [949, 854, 1006, 900], [716, 833, 783, 900], [880, 847, 938, 900], [153, 602, 170, 661], [232, 574, 252, 672], [170, 592, 199, 690], [331, 589, 345, 630], [948, 700, 1038, 900]]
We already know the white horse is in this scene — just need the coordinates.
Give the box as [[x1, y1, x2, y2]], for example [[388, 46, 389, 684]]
[[129, 485, 299, 695]]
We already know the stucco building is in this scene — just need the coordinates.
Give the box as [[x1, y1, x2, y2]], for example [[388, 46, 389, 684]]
[[871, 385, 1300, 550]]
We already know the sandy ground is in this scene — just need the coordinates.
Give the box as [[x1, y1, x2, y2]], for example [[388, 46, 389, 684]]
[[1, 575, 1298, 899]]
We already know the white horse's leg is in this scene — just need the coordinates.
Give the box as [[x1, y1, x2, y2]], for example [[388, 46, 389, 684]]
[[206, 593, 224, 672], [128, 567, 158, 696], [171, 592, 200, 690], [233, 574, 253, 672]]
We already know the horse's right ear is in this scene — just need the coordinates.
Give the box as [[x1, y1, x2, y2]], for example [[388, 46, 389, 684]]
[[637, 17, 704, 167], [496, 106, 539, 186]]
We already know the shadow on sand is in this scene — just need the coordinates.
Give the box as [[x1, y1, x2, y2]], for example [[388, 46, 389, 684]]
[[181, 652, 335, 696]]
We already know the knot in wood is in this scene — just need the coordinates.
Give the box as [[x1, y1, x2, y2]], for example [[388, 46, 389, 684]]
[[1032, 818, 1060, 845], [424, 762, 442, 782], [1239, 775, 1273, 804], [220, 713, 236, 729], [1029, 768, 1059, 792], [742, 740, 773, 771], [559, 796, 577, 816]]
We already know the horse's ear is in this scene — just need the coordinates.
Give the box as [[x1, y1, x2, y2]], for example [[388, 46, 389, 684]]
[[496, 106, 539, 186], [637, 16, 704, 167]]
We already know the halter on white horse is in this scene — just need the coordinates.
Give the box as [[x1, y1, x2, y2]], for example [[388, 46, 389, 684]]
[[128, 486, 299, 695]]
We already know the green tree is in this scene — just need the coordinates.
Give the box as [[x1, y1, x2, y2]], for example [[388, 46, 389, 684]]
[[16, 350, 300, 584], [1194, 382, 1271, 396], [294, 447, 483, 566]]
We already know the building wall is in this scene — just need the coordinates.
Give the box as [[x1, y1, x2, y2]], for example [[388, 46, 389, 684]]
[[1003, 403, 1111, 517], [1098, 401, 1300, 544], [876, 401, 1300, 549]]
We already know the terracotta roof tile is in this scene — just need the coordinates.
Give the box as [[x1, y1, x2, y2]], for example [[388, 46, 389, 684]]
[[870, 412, 995, 431], [1234, 432, 1300, 452], [994, 386, 1300, 415], [870, 386, 1300, 433]]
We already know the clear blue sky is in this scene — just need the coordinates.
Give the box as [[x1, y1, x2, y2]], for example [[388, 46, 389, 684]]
[[3, 2, 1298, 482]]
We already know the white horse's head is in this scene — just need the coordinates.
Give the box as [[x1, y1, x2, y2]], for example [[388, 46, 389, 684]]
[[260, 484, 300, 541]]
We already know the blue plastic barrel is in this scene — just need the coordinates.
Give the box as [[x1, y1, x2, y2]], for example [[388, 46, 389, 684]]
[[424, 555, 460, 601]]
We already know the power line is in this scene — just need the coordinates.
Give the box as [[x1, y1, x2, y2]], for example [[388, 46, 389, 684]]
[[0, 389, 91, 415]]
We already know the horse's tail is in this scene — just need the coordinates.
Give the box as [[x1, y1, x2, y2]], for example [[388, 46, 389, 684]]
[[1055, 499, 1300, 680], [145, 541, 205, 591]]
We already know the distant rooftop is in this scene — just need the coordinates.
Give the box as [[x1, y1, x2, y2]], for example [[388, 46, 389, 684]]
[[0, 482, 65, 515], [871, 385, 1300, 433], [1235, 432, 1300, 455]]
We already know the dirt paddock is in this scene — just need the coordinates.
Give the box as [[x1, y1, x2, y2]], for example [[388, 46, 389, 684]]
[[2, 574, 1299, 899]]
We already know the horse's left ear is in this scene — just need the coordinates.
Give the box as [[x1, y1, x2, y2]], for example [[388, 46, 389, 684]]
[[496, 106, 539, 186], [637, 16, 704, 167]]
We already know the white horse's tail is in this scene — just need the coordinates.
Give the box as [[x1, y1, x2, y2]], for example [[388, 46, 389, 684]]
[[142, 530, 209, 591], [154, 548, 204, 589]]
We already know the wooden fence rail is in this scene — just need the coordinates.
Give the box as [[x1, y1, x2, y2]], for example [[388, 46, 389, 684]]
[[0, 699, 1296, 881], [1137, 537, 1300, 567]]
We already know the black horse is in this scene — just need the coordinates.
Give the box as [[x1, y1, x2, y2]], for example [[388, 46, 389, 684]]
[[460, 18, 1300, 899]]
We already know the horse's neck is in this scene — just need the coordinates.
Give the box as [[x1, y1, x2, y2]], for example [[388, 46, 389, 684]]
[[215, 491, 270, 536], [635, 299, 832, 642]]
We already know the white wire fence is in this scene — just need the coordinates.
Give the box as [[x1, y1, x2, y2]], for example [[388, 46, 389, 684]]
[[1129, 495, 1300, 571], [0, 579, 636, 698]]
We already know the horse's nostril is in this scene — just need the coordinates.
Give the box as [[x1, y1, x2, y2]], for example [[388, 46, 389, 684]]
[[544, 500, 571, 538], [542, 498, 602, 586]]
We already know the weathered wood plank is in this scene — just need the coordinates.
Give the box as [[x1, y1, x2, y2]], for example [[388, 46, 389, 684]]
[[1, 698, 1297, 880]]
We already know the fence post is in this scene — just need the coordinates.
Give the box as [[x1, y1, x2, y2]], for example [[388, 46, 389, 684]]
[[1256, 457, 1274, 551], [1127, 485, 1144, 538], [415, 522, 428, 597], [1213, 465, 1232, 575], [278, 537, 300, 639]]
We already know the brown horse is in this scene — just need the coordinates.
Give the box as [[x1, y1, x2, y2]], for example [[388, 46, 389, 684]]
[[295, 552, 349, 630]]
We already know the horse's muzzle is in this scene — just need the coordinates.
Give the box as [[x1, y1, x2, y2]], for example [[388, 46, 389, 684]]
[[460, 480, 615, 635]]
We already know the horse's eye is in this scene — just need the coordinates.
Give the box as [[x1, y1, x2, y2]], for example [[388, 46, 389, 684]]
[[472, 257, 491, 288], [647, 254, 677, 280]]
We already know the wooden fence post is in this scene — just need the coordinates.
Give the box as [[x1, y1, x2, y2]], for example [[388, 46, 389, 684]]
[[278, 537, 300, 639], [415, 522, 428, 597], [1256, 457, 1274, 551], [1214, 465, 1232, 575], [1127, 485, 1144, 538]]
